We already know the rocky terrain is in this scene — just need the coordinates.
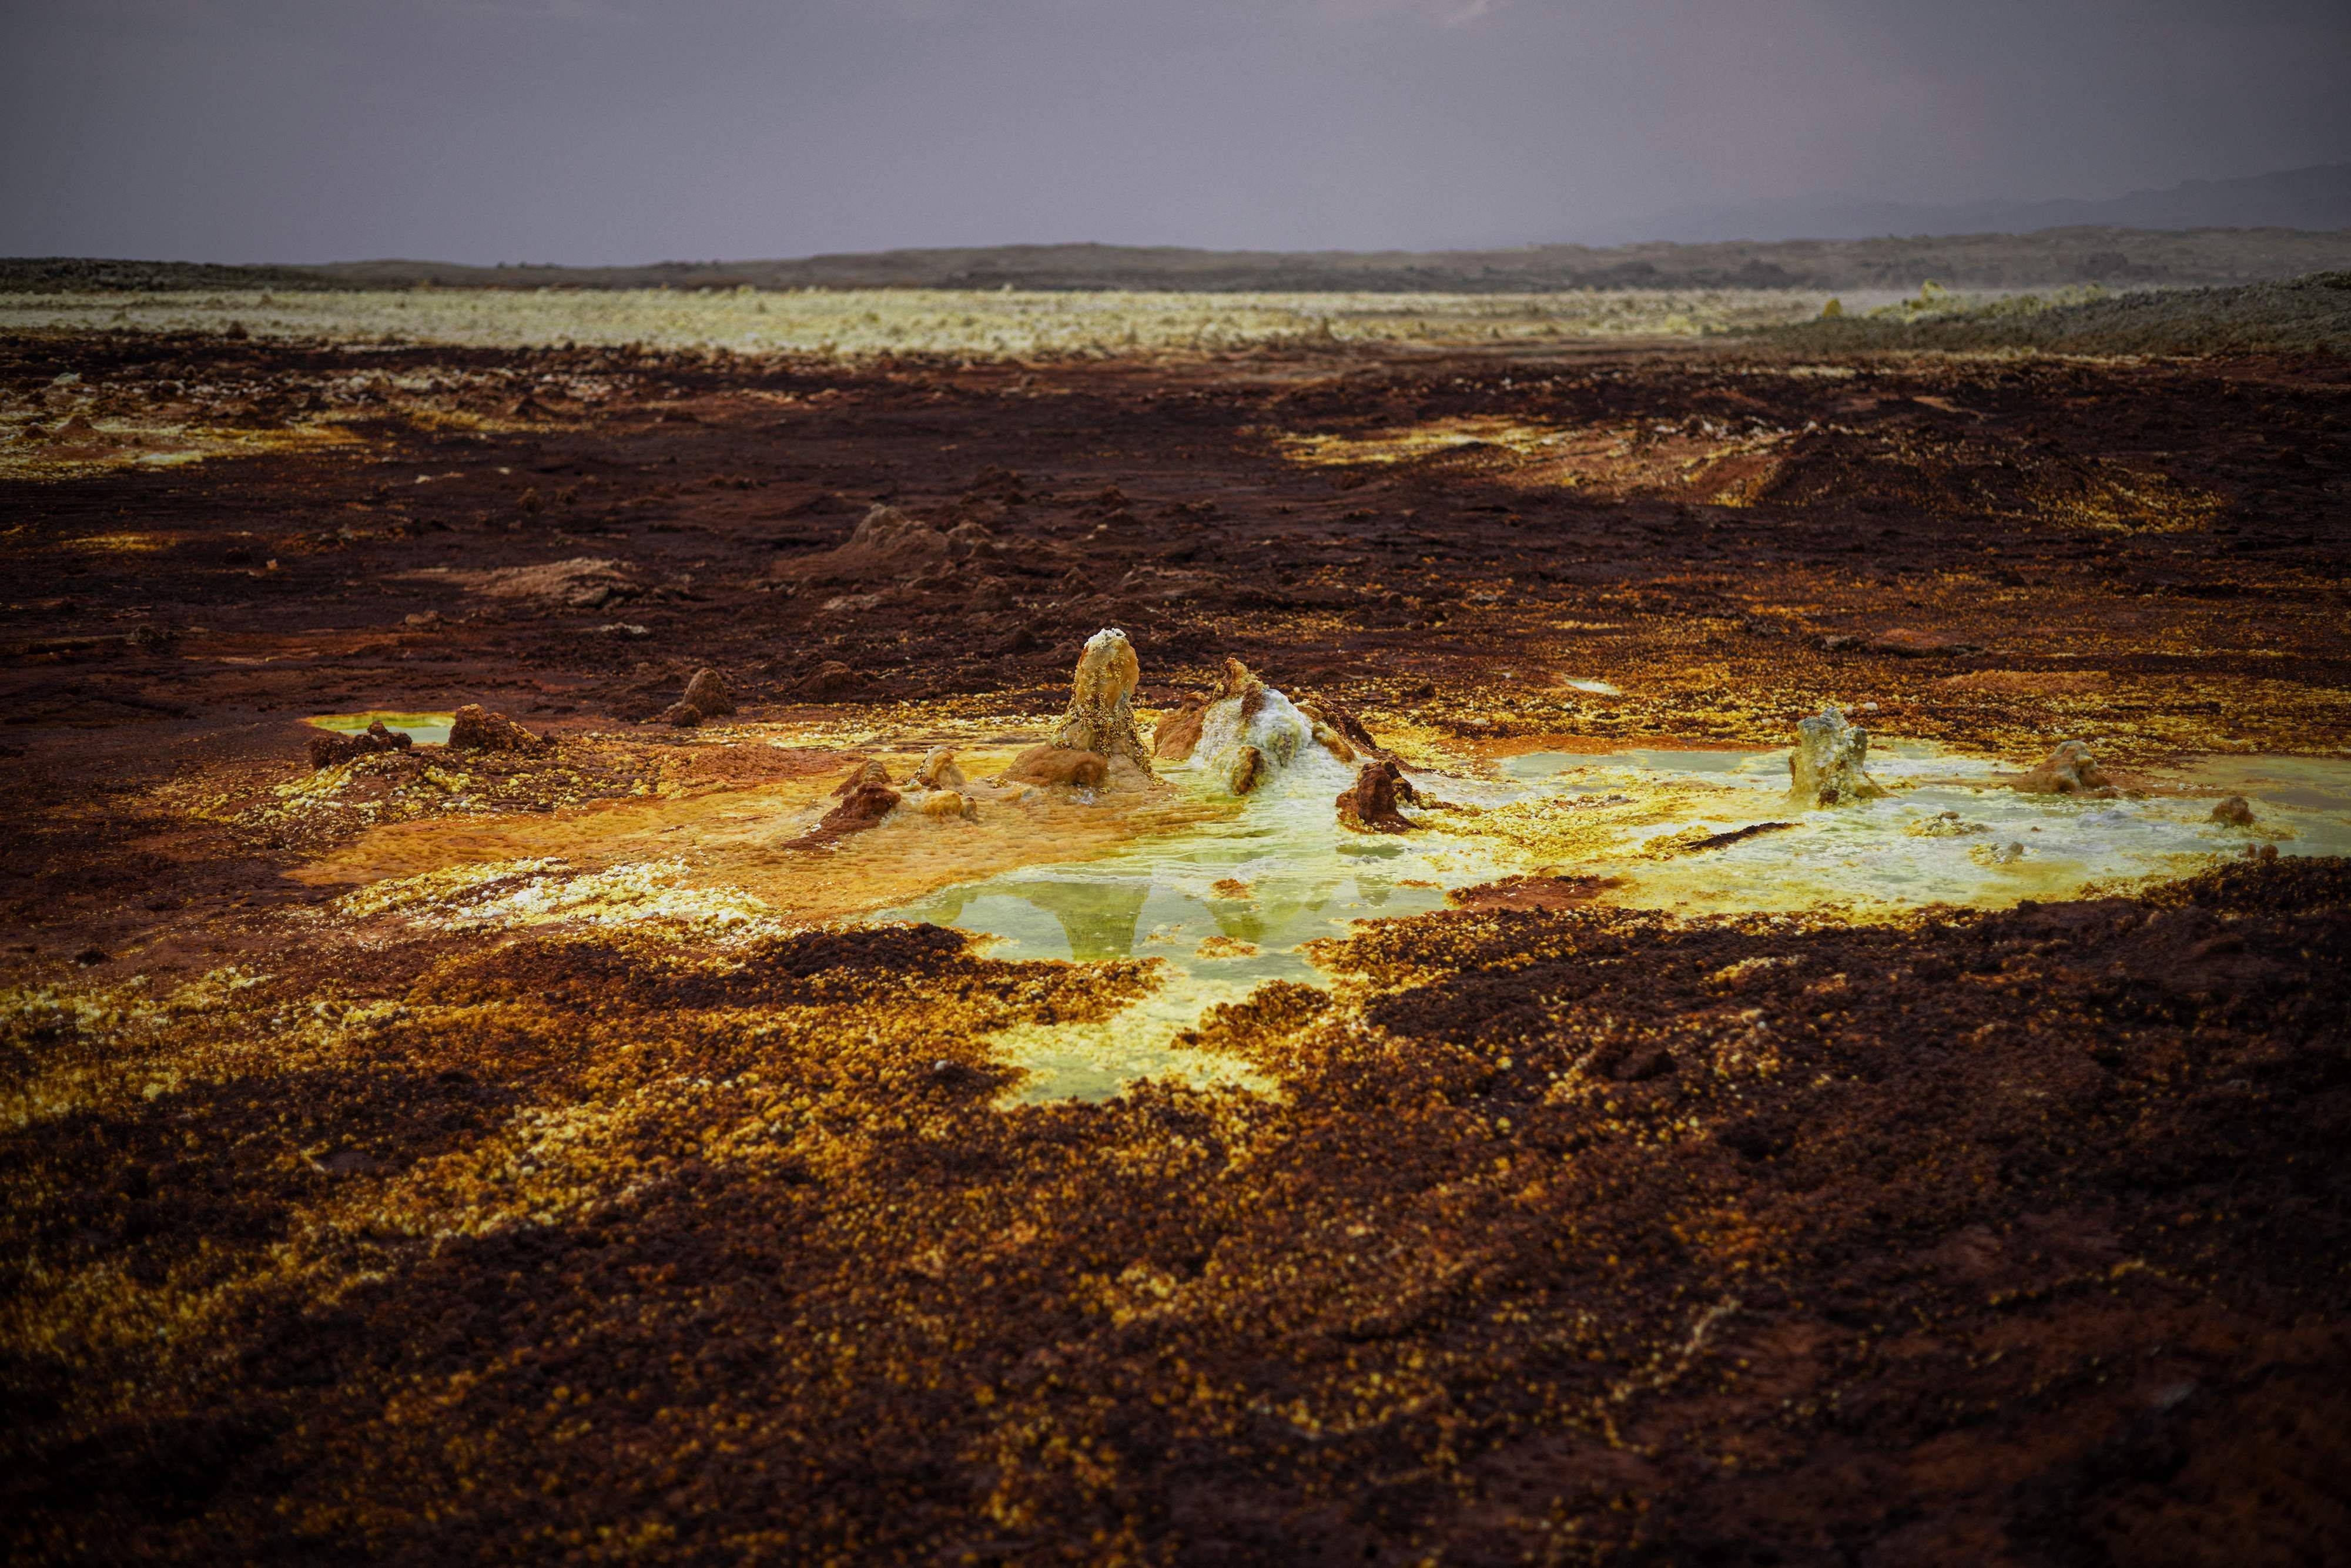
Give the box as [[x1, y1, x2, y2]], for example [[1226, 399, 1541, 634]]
[[2, 319, 2348, 1564]]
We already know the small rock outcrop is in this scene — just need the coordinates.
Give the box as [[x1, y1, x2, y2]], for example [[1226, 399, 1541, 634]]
[[681, 668, 736, 718], [1224, 745, 1269, 796], [2014, 740, 2115, 797], [803, 783, 900, 844], [2210, 795, 2255, 827], [448, 705, 551, 756], [792, 661, 863, 701], [662, 702, 702, 728], [1337, 758, 1419, 833], [821, 504, 953, 581], [1152, 702, 1207, 762], [789, 762, 900, 847], [1295, 694, 1387, 765], [1787, 705, 1884, 808], [307, 720, 410, 770], [833, 760, 891, 796], [460, 557, 637, 611], [1047, 628, 1153, 772], [1446, 873, 1620, 912]]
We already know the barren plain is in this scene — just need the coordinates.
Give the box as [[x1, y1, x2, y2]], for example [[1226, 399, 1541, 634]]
[[3, 288, 2349, 1564]]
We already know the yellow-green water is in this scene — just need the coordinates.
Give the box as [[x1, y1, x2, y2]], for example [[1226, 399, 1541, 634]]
[[306, 711, 456, 745], [880, 738, 2351, 1101]]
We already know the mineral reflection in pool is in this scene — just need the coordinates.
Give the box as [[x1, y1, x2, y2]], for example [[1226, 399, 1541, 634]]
[[1495, 744, 2351, 912], [879, 739, 2350, 1100], [875, 746, 1502, 1101], [306, 710, 456, 745]]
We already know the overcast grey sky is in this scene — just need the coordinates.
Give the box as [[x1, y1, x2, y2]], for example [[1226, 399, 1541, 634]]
[[2, 0, 2345, 263]]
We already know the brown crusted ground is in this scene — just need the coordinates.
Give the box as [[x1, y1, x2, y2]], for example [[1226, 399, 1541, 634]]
[[3, 330, 2350, 1563]]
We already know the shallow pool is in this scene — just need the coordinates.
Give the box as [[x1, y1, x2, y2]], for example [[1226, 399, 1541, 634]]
[[879, 738, 2351, 1101], [306, 711, 456, 746]]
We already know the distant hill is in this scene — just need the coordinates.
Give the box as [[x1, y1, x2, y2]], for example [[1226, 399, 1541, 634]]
[[8, 223, 2351, 297], [1754, 269, 2351, 358], [1635, 165, 2351, 244]]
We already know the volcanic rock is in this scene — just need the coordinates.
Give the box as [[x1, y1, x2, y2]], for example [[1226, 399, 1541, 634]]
[[795, 780, 900, 846], [1002, 746, 1109, 789], [447, 704, 551, 755], [662, 702, 702, 728], [833, 760, 892, 796], [1788, 705, 1884, 808], [1337, 758, 1419, 833], [307, 719, 411, 770], [1446, 873, 1620, 912], [1867, 627, 1982, 658], [2015, 739, 2115, 797], [792, 661, 864, 701], [437, 557, 637, 611], [681, 668, 736, 717], [1048, 628, 1152, 772]]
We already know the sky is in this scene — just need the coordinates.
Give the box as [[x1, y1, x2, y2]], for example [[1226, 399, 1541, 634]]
[[1, 0, 2346, 264]]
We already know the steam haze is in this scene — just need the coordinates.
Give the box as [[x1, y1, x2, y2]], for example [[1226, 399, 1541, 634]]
[[2, 0, 2347, 264]]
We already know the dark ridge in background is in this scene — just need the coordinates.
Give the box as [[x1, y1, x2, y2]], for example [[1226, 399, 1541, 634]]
[[1753, 270, 2351, 357], [1636, 160, 2351, 244], [9, 226, 2351, 299]]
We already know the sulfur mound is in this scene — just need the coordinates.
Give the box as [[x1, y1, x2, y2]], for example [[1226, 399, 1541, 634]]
[[1048, 628, 1153, 772], [2014, 739, 2115, 797], [911, 747, 966, 790], [1184, 657, 1319, 795], [448, 703, 552, 756], [1787, 705, 1884, 808], [1154, 659, 1252, 765], [307, 719, 411, 770], [1337, 758, 1419, 833], [904, 749, 979, 820], [1003, 746, 1109, 789], [919, 790, 977, 820], [2211, 795, 2255, 827]]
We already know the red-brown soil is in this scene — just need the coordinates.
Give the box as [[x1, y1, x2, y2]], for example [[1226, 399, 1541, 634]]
[[3, 331, 2349, 1564]]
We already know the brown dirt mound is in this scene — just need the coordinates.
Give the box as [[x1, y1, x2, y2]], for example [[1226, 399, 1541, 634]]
[[304, 719, 410, 769], [446, 703, 551, 755]]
